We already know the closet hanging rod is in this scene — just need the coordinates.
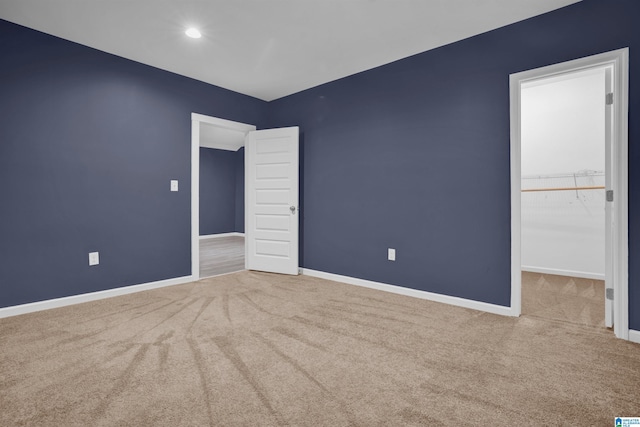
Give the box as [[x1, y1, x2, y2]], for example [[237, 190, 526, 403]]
[[521, 186, 605, 193]]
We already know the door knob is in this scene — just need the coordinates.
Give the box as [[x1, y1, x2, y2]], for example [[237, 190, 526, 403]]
[[290, 206, 296, 214]]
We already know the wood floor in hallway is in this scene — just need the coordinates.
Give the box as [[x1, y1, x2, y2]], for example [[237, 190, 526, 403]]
[[199, 235, 245, 278]]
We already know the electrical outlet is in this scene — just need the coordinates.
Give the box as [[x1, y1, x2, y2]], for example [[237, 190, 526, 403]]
[[89, 252, 100, 266], [388, 248, 396, 261], [171, 180, 179, 192]]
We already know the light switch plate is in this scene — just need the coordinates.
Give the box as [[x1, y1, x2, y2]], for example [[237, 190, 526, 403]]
[[89, 252, 100, 266], [171, 180, 179, 192], [388, 248, 396, 261]]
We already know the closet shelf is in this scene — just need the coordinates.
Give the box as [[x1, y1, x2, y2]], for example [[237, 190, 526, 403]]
[[521, 186, 605, 193]]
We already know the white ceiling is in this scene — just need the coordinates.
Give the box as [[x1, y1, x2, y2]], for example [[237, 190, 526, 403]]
[[0, 0, 581, 101]]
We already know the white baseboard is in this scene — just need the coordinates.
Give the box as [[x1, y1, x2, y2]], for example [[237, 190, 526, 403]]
[[199, 232, 245, 240], [0, 275, 195, 319], [300, 268, 516, 317], [521, 265, 604, 281], [629, 329, 640, 344]]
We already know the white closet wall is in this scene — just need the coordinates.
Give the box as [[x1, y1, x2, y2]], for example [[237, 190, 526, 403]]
[[521, 68, 605, 279]]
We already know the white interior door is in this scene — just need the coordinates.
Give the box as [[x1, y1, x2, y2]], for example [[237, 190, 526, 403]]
[[245, 127, 299, 275], [604, 66, 614, 328]]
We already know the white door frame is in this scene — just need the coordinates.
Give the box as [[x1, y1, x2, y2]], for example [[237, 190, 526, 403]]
[[509, 48, 629, 339], [191, 113, 256, 281]]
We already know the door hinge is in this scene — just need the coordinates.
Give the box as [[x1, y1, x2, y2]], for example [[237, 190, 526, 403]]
[[606, 288, 614, 301], [606, 92, 614, 105], [606, 190, 614, 202]]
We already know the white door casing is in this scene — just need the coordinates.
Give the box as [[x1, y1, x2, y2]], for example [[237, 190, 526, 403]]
[[245, 127, 299, 275], [604, 65, 614, 328]]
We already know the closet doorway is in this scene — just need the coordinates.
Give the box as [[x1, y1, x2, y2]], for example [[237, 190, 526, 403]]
[[520, 66, 608, 328], [509, 48, 629, 340]]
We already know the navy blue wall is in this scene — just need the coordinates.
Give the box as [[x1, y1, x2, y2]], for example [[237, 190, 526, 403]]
[[234, 147, 245, 233], [267, 0, 640, 327], [199, 148, 237, 235], [0, 19, 267, 308], [3, 0, 640, 330]]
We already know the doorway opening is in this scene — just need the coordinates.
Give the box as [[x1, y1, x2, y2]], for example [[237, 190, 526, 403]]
[[191, 113, 256, 280], [191, 115, 300, 279], [520, 66, 608, 328], [509, 48, 629, 340]]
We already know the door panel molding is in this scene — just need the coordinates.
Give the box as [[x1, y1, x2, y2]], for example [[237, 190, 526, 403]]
[[245, 127, 300, 275]]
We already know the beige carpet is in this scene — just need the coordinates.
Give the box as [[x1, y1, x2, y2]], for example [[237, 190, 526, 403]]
[[1, 271, 639, 426], [522, 271, 605, 328]]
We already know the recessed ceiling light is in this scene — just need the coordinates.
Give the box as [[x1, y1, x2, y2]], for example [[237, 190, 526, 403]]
[[185, 28, 201, 39]]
